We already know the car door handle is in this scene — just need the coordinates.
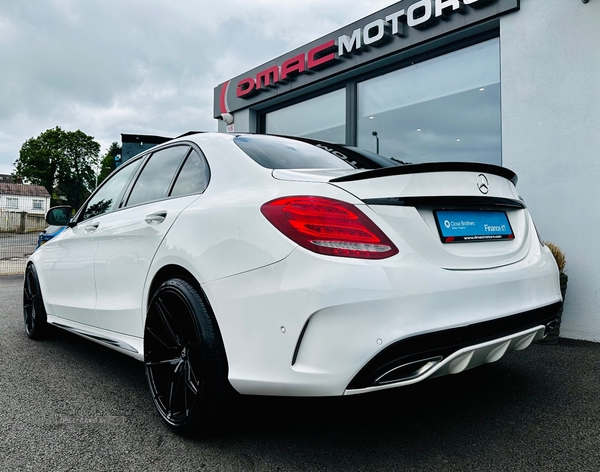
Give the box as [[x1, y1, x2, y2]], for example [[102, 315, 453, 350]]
[[84, 224, 99, 234], [145, 211, 167, 225]]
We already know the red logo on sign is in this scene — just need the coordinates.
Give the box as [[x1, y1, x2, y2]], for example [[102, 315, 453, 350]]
[[236, 40, 337, 98]]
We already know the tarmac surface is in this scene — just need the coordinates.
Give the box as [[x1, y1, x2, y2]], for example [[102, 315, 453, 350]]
[[0, 232, 37, 275], [1, 273, 599, 471]]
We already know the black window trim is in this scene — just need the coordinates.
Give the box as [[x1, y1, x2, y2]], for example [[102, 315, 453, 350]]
[[167, 146, 211, 198], [123, 144, 192, 208], [75, 140, 212, 224], [74, 153, 146, 224], [122, 141, 212, 208]]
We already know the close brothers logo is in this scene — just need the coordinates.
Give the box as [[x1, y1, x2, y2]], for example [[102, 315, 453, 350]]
[[235, 0, 491, 99]]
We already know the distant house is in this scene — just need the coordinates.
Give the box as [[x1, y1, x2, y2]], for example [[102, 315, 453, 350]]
[[0, 175, 51, 215]]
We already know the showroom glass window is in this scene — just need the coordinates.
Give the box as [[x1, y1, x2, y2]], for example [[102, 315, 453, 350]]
[[264, 89, 346, 142], [357, 39, 501, 165]]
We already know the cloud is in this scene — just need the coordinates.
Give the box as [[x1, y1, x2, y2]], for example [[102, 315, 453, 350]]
[[0, 0, 392, 174]]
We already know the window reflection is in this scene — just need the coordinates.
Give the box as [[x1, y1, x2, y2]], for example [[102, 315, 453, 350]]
[[357, 39, 501, 165], [234, 135, 354, 169], [83, 199, 113, 220], [81, 159, 141, 221], [127, 146, 189, 207], [170, 150, 209, 197], [265, 89, 346, 142]]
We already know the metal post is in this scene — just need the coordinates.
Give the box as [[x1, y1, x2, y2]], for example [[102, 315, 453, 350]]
[[372, 131, 379, 154]]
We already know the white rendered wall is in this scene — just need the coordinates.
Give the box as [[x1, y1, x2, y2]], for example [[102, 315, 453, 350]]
[[500, 0, 600, 341]]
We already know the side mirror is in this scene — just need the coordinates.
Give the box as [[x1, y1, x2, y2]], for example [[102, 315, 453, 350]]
[[46, 206, 73, 226]]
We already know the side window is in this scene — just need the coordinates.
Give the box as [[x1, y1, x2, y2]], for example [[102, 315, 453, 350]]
[[170, 150, 210, 197], [126, 146, 189, 207], [80, 158, 141, 221]]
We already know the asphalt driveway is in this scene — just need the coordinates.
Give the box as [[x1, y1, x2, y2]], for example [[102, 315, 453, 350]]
[[0, 232, 37, 275], [1, 274, 599, 471]]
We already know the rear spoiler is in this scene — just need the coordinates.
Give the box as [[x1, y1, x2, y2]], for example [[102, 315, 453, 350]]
[[330, 162, 518, 186]]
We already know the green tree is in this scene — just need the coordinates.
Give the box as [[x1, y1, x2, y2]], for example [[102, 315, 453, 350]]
[[14, 127, 101, 208], [97, 142, 122, 186], [14, 127, 64, 202]]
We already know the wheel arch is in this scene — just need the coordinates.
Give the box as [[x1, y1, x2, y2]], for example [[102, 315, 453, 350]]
[[23, 261, 49, 339], [144, 269, 232, 429], [145, 264, 226, 355], [147, 264, 211, 314]]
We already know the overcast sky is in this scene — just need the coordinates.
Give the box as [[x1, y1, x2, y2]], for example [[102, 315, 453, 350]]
[[0, 0, 393, 175]]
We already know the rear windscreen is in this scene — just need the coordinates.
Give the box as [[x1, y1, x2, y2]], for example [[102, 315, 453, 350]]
[[234, 135, 354, 170]]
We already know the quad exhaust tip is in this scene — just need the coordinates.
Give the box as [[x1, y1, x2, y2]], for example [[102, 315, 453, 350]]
[[543, 319, 560, 338], [375, 356, 443, 385]]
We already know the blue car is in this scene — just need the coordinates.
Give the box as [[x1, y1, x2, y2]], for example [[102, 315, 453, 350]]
[[36, 225, 66, 249]]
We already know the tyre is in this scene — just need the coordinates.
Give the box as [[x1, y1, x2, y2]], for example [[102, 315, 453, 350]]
[[144, 278, 228, 431], [23, 264, 48, 339]]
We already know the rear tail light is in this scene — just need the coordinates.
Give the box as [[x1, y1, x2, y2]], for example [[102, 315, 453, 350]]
[[260, 196, 399, 259]]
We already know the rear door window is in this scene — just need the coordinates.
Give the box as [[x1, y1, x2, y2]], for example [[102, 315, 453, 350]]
[[126, 146, 189, 207]]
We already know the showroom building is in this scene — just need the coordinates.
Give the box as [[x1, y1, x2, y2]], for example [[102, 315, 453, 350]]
[[213, 0, 600, 342]]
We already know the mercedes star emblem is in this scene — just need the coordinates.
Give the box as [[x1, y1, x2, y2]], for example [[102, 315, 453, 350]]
[[477, 174, 489, 194]]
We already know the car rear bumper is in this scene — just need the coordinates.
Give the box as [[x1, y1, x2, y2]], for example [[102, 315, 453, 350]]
[[345, 304, 559, 394], [202, 243, 562, 397]]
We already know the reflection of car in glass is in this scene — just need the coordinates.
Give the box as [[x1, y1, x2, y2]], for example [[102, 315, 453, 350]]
[[23, 133, 562, 432], [273, 135, 410, 169], [36, 225, 66, 249]]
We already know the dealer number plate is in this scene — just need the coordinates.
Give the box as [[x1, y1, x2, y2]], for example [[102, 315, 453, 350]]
[[434, 210, 514, 243]]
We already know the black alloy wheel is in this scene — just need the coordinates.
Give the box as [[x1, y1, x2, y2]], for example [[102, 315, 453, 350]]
[[144, 278, 227, 431], [23, 264, 48, 339]]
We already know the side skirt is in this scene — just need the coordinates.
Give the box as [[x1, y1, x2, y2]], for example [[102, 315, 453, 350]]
[[47, 315, 144, 361]]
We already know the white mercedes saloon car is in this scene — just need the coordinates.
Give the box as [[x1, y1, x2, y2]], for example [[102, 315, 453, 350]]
[[24, 132, 562, 430]]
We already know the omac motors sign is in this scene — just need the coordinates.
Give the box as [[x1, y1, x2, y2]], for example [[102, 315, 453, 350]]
[[237, 0, 492, 99], [214, 0, 518, 117]]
